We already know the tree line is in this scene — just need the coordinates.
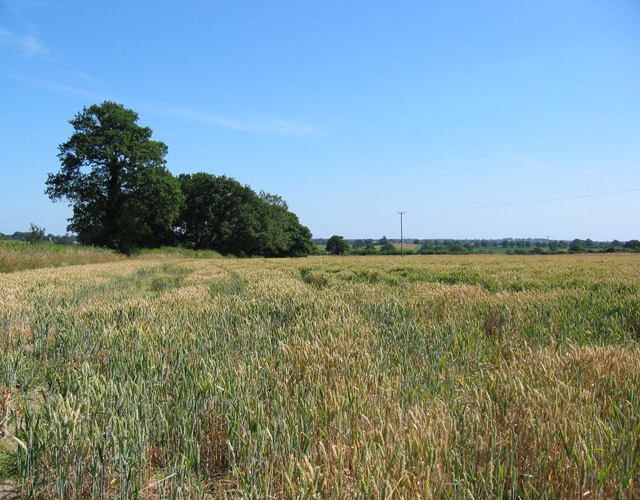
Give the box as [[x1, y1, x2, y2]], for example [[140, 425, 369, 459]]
[[0, 224, 76, 245], [45, 102, 316, 257], [321, 236, 640, 255]]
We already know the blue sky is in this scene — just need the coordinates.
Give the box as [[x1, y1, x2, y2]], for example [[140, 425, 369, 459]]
[[1, 0, 639, 241]]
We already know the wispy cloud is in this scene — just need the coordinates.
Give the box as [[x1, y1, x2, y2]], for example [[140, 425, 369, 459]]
[[8, 73, 102, 99], [1, 0, 46, 20], [1, 0, 51, 59], [502, 149, 555, 171], [0, 26, 48, 57], [8, 74, 326, 138], [155, 107, 326, 138], [2, 0, 46, 11], [2, 1, 323, 139]]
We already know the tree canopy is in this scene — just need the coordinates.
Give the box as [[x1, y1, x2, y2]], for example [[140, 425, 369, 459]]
[[326, 235, 350, 255], [46, 101, 183, 254], [177, 173, 315, 257], [569, 239, 586, 254], [46, 102, 316, 257]]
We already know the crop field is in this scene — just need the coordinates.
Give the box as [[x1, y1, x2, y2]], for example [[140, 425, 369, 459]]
[[0, 254, 639, 499]]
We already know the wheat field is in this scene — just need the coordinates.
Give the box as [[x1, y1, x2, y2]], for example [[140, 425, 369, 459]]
[[0, 254, 638, 499]]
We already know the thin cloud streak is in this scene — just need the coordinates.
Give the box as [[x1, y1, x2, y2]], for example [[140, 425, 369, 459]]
[[8, 73, 103, 99], [8, 74, 325, 139], [2, 2, 324, 139], [409, 188, 640, 213], [2, 0, 47, 13], [159, 107, 327, 138], [0, 26, 49, 57]]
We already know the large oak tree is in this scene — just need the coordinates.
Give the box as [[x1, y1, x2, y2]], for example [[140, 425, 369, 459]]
[[46, 102, 183, 253]]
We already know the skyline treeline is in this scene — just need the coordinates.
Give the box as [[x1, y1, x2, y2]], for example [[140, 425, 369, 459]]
[[3, 232, 639, 256], [315, 236, 640, 256]]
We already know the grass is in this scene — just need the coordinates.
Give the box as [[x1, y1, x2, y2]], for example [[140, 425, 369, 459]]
[[0, 444, 18, 483], [0, 241, 124, 273], [0, 254, 638, 498], [135, 246, 222, 260], [0, 241, 222, 274]]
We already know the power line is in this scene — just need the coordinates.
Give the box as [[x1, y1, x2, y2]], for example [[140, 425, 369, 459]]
[[316, 187, 639, 238], [412, 188, 640, 213]]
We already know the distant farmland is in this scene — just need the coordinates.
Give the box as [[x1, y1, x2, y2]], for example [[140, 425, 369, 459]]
[[1, 254, 638, 498]]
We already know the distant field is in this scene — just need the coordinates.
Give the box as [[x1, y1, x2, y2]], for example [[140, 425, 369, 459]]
[[1, 254, 639, 498], [391, 242, 418, 250]]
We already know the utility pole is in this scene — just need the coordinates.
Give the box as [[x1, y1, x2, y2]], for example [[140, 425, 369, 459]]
[[398, 211, 406, 256]]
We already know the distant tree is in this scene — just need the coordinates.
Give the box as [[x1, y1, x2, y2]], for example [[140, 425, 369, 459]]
[[364, 241, 377, 253], [351, 239, 377, 254], [419, 239, 435, 254], [379, 242, 397, 254], [378, 235, 390, 246], [54, 233, 77, 245], [45, 101, 183, 254], [326, 235, 350, 255], [569, 239, 586, 253], [27, 223, 45, 244], [448, 242, 466, 253], [7, 232, 27, 241], [624, 240, 640, 251]]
